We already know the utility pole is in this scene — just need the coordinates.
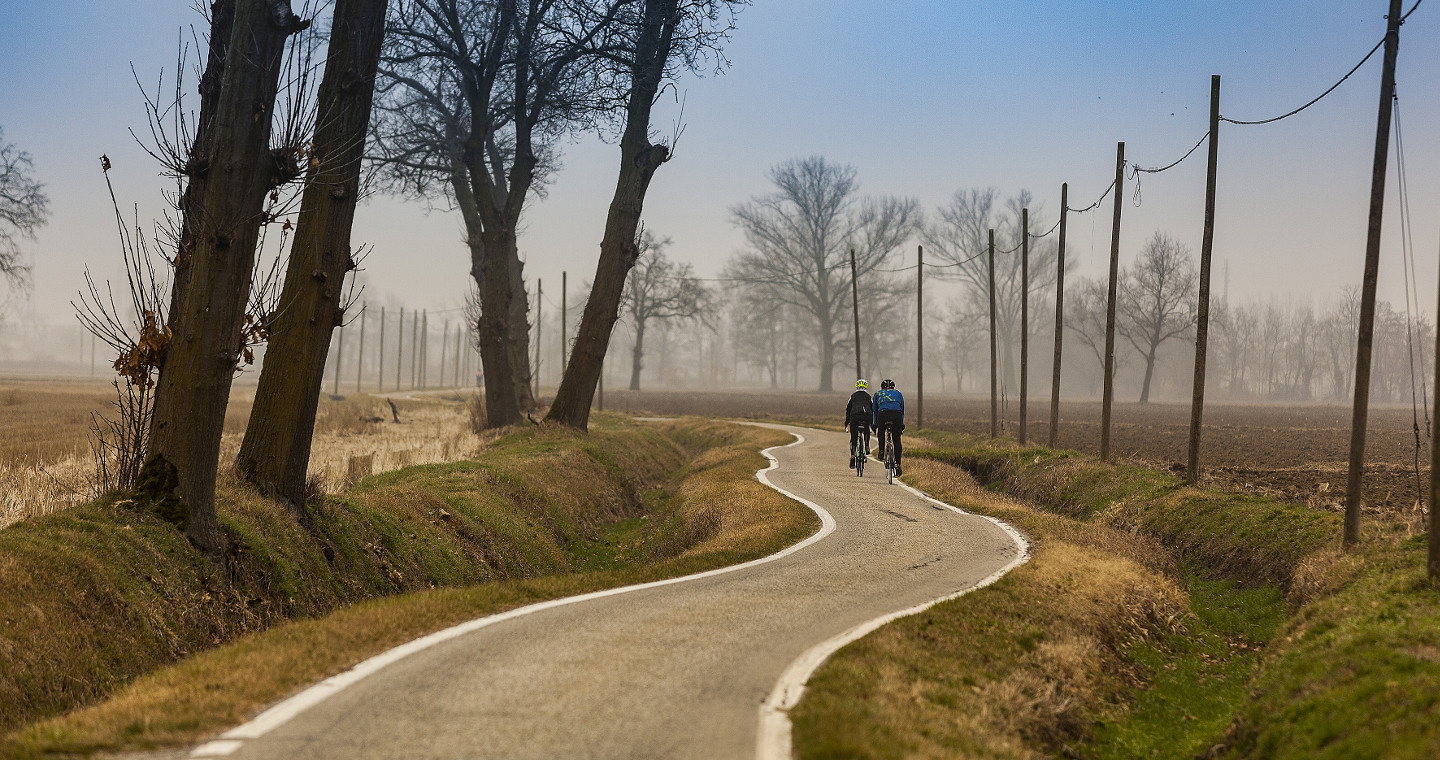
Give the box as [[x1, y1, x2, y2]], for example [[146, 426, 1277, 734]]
[[1188, 75, 1223, 484], [989, 229, 998, 439], [1019, 208, 1029, 445], [535, 279, 543, 396], [454, 324, 462, 388], [356, 304, 366, 393], [917, 244, 924, 429], [1049, 184, 1068, 448], [1346, 0, 1404, 548], [395, 308, 403, 391], [561, 271, 568, 374], [378, 307, 385, 392], [332, 324, 344, 396], [410, 309, 419, 389], [420, 310, 428, 388], [1101, 141, 1126, 462], [850, 248, 862, 380], [440, 319, 449, 387]]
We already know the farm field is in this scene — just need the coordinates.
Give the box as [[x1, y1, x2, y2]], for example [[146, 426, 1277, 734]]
[[2, 379, 1427, 528], [0, 376, 484, 529], [602, 389, 1430, 516]]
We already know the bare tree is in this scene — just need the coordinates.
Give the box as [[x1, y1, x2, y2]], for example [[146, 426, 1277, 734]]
[[547, 0, 744, 428], [1066, 277, 1115, 394], [1117, 232, 1196, 403], [371, 0, 632, 426], [923, 188, 1060, 393], [1212, 299, 1258, 396], [722, 157, 919, 392], [236, 0, 391, 519], [134, 0, 312, 558], [0, 127, 50, 291], [621, 228, 707, 389]]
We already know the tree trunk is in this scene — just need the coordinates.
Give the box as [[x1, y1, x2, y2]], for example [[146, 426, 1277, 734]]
[[1139, 345, 1158, 403], [546, 0, 679, 429], [235, 0, 389, 515], [169, 0, 237, 316], [138, 0, 308, 558], [630, 319, 645, 391], [507, 251, 535, 409], [818, 316, 835, 392], [475, 224, 524, 426]]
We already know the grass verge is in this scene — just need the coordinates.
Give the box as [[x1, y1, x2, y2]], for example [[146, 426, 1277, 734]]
[[0, 417, 815, 758], [793, 431, 1438, 759]]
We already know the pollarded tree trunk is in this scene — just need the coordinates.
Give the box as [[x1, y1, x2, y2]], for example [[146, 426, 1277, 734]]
[[506, 249, 535, 409], [546, 0, 679, 429], [137, 0, 309, 558], [235, 0, 389, 516], [168, 0, 237, 317], [474, 224, 524, 427]]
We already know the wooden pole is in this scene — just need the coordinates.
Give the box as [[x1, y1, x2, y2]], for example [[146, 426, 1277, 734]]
[[332, 323, 344, 396], [410, 309, 419, 389], [420, 310, 428, 388], [535, 280, 543, 396], [1188, 75, 1222, 484], [454, 323, 462, 388], [1019, 208, 1029, 445], [355, 304, 366, 393], [916, 244, 924, 429], [440, 319, 449, 388], [395, 307, 403, 390], [1345, 0, 1404, 547], [989, 229, 998, 439], [1049, 184, 1068, 448], [1101, 141, 1126, 462], [850, 248, 862, 380], [561, 271, 568, 374], [378, 307, 385, 391]]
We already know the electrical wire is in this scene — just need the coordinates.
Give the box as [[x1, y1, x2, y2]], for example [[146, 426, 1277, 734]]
[[1214, 0, 1423, 128]]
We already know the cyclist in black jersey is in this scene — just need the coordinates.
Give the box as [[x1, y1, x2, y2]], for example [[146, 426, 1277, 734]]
[[844, 379, 873, 469]]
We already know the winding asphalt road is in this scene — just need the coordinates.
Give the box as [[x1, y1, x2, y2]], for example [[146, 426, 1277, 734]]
[[188, 425, 1025, 760]]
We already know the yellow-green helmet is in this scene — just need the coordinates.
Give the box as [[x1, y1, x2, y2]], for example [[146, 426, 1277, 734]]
[[855, 379, 869, 390]]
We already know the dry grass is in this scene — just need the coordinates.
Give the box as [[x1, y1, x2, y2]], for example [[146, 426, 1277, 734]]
[[792, 458, 1191, 759], [0, 383, 491, 530]]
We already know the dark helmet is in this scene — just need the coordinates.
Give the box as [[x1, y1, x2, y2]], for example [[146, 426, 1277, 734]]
[[881, 378, 895, 390]]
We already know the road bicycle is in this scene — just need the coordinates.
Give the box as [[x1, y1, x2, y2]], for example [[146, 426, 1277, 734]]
[[852, 430, 867, 477], [878, 424, 897, 484]]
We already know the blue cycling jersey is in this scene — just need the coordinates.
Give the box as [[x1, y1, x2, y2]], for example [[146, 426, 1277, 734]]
[[872, 388, 904, 427]]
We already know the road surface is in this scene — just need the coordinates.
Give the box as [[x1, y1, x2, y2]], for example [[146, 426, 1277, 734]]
[[186, 425, 1025, 759]]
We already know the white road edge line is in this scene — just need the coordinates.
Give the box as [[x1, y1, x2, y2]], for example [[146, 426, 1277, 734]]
[[754, 466, 1032, 760], [192, 431, 835, 756]]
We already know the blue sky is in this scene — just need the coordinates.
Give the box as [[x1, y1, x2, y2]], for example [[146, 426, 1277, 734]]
[[2, 0, 1437, 326]]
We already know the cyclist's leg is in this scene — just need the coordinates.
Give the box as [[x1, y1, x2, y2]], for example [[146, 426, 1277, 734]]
[[849, 423, 861, 466]]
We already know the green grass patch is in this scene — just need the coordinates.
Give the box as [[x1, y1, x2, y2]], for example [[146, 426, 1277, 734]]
[[1087, 573, 1287, 759]]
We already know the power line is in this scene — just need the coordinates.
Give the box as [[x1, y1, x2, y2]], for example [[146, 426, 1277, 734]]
[[1214, 0, 1421, 128]]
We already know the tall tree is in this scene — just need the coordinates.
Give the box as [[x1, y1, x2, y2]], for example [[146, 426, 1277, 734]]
[[0, 127, 50, 291], [721, 156, 918, 393], [547, 0, 743, 428], [1116, 231, 1197, 403], [236, 0, 391, 518], [371, 0, 626, 426], [620, 228, 707, 390], [135, 0, 311, 558]]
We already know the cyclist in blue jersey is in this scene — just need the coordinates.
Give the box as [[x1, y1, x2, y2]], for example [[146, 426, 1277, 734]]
[[872, 378, 905, 476]]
